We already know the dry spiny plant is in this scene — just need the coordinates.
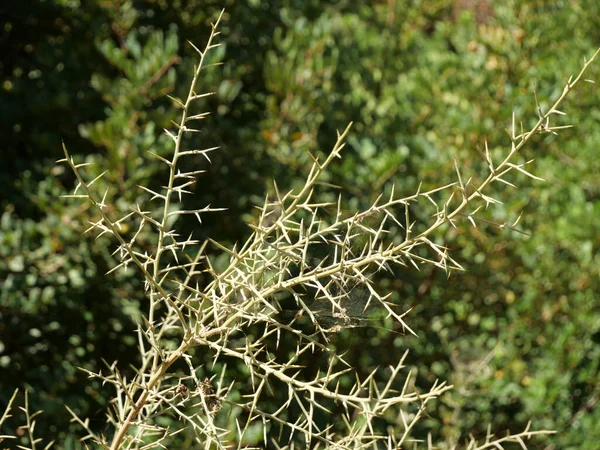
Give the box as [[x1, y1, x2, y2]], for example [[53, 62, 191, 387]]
[[3, 8, 599, 450]]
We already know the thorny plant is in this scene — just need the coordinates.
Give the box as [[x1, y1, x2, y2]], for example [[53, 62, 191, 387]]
[[4, 8, 593, 450], [0, 389, 54, 449]]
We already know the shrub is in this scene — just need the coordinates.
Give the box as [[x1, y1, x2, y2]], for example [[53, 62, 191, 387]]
[[2, 5, 599, 450]]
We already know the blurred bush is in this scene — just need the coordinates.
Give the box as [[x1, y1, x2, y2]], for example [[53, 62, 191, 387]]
[[1, 0, 599, 447]]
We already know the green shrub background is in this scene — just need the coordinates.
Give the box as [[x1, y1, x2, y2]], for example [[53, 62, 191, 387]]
[[1, 1, 599, 448]]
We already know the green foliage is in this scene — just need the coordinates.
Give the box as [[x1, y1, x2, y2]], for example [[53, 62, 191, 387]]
[[1, 1, 599, 448]]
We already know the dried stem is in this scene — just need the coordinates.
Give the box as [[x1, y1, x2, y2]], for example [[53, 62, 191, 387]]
[[57, 8, 600, 449]]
